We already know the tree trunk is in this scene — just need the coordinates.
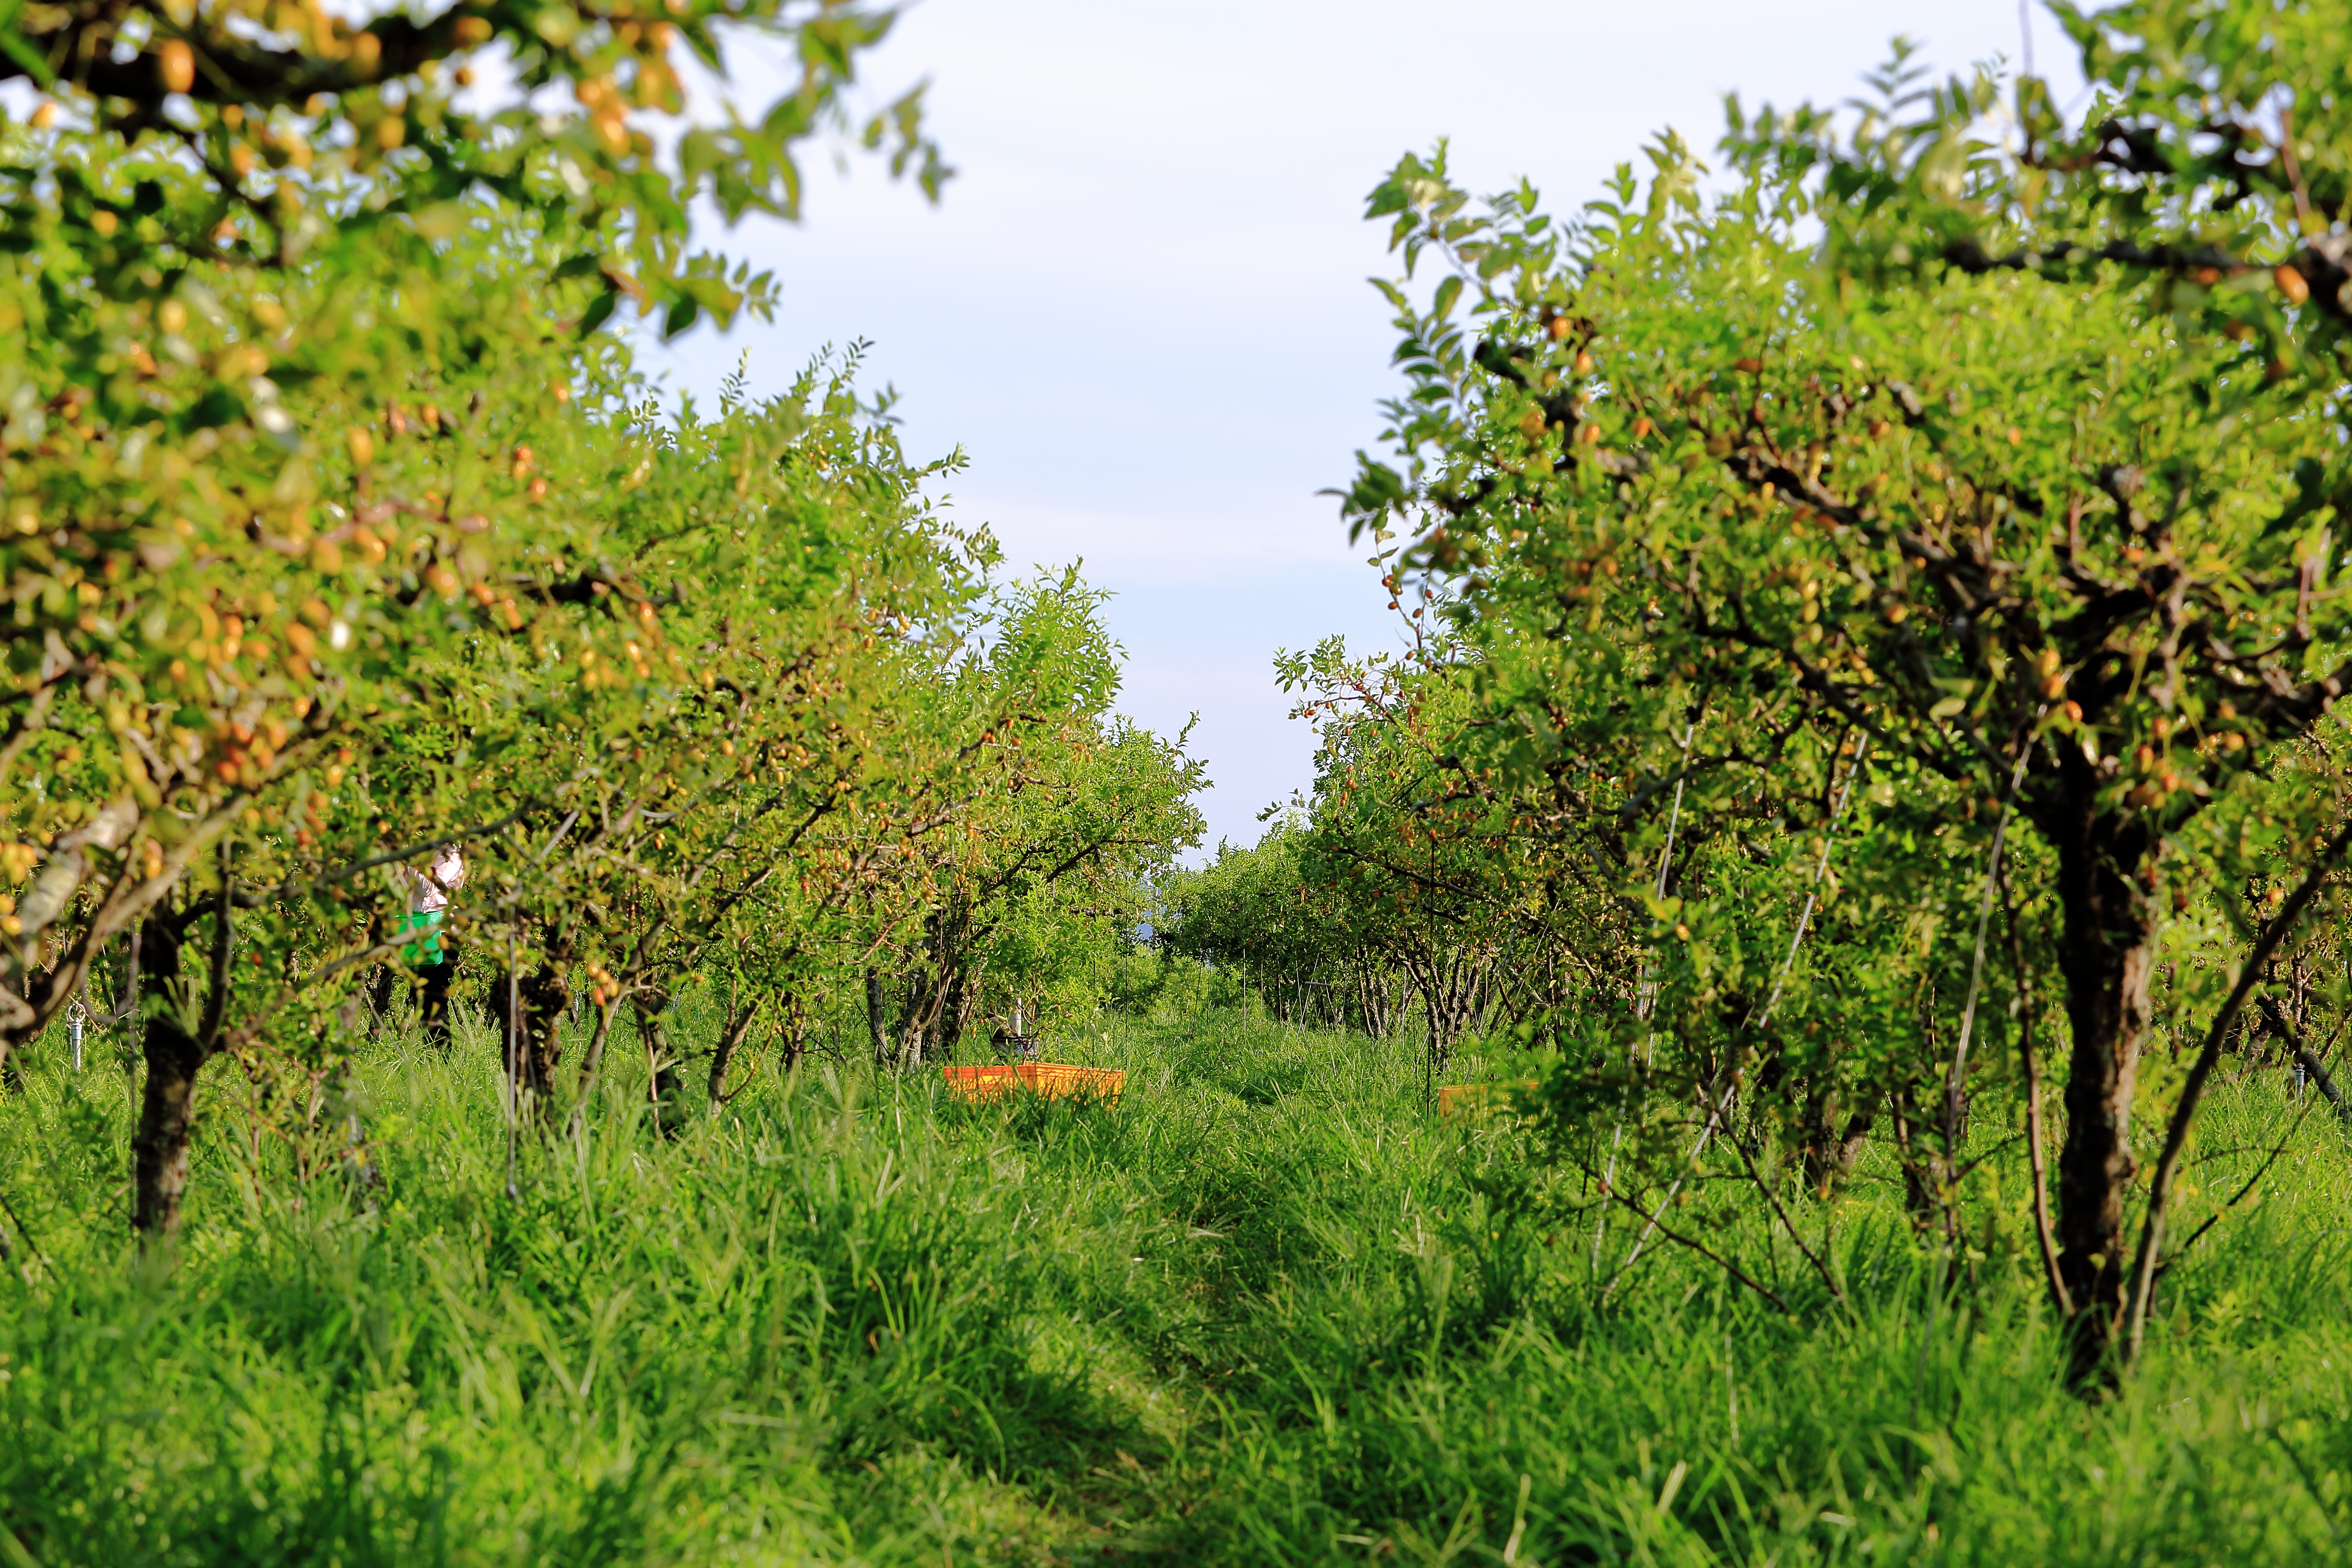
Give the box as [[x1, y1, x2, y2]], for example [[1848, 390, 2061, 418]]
[[937, 963, 970, 1060], [708, 998, 762, 1109], [1887, 1084, 1959, 1244], [2049, 801, 2158, 1385], [956, 963, 987, 1051], [895, 970, 931, 1070], [635, 993, 687, 1136], [497, 962, 571, 1106], [1414, 947, 1489, 1068], [1796, 1083, 1873, 1194], [1357, 962, 1401, 1037], [776, 994, 812, 1076], [864, 967, 889, 1067], [569, 997, 620, 1132], [132, 914, 212, 1240], [1797, 1034, 1872, 1194]]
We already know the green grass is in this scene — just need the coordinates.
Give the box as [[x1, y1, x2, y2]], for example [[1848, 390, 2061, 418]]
[[2, 999, 2349, 1565]]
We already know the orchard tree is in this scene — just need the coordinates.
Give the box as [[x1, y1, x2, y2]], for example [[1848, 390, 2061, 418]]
[[1343, 1, 2352, 1377], [0, 0, 944, 1233], [1163, 824, 1389, 1031], [1280, 637, 1620, 1065], [393, 352, 991, 1129], [871, 572, 1206, 1066]]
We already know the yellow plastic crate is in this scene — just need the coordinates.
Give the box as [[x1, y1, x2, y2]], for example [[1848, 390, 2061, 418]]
[[1436, 1080, 1539, 1120], [942, 1062, 1126, 1104]]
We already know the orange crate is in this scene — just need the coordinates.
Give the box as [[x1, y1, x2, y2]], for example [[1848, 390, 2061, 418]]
[[1436, 1080, 1539, 1120], [942, 1062, 1126, 1104]]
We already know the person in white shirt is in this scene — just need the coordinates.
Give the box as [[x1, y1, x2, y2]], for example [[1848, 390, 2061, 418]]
[[400, 848, 466, 1050], [418, 848, 462, 909], [367, 851, 463, 1048]]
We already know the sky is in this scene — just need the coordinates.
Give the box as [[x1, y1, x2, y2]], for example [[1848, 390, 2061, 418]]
[[639, 0, 2085, 858]]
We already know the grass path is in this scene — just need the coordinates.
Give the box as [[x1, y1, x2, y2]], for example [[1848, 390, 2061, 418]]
[[2, 1003, 2348, 1563]]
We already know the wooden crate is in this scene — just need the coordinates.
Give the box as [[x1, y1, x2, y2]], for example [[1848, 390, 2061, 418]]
[[942, 1062, 1126, 1104]]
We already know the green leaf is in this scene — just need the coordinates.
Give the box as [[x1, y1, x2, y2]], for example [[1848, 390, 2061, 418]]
[[1432, 275, 1463, 324]]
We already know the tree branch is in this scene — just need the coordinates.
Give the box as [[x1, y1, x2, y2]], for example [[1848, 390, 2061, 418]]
[[2126, 819, 2352, 1359]]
